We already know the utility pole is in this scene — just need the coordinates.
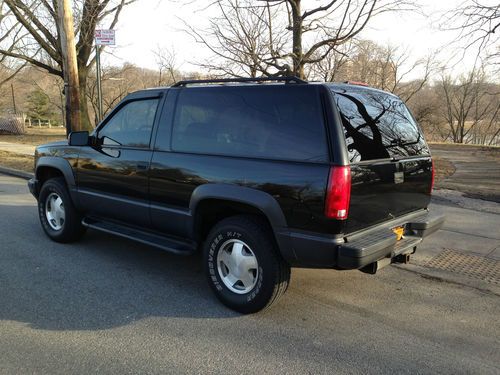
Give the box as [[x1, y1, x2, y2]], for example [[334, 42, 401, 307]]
[[95, 45, 103, 122], [57, 0, 80, 135], [10, 83, 16, 113]]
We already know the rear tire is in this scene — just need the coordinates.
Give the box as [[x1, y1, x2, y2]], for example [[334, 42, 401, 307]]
[[204, 215, 290, 314], [38, 177, 86, 243]]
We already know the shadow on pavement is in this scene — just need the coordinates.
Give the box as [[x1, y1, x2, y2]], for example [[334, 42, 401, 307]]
[[0, 202, 238, 332]]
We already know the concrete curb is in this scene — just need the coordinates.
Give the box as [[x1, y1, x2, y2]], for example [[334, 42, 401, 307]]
[[395, 263, 500, 296], [0, 166, 34, 180]]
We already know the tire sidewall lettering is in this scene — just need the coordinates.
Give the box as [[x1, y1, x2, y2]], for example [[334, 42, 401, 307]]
[[207, 229, 262, 301], [39, 184, 63, 235]]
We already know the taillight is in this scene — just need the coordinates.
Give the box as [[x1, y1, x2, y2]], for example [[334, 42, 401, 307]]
[[325, 165, 351, 220], [430, 159, 435, 194]]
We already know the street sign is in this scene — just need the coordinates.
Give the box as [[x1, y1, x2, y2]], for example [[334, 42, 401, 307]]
[[94, 29, 116, 122], [95, 29, 115, 45]]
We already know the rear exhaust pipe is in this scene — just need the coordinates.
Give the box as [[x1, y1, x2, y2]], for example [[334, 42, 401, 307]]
[[360, 257, 391, 275]]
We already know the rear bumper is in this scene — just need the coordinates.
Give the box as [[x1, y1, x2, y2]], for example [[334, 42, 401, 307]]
[[278, 210, 445, 269]]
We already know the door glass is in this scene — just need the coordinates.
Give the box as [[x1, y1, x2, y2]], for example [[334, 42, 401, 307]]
[[98, 98, 159, 148]]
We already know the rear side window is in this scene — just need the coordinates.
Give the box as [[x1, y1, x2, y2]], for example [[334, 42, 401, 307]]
[[332, 88, 429, 162], [171, 86, 328, 162]]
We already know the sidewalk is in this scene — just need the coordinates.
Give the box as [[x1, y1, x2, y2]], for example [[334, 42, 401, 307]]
[[0, 141, 36, 156], [403, 190, 500, 293]]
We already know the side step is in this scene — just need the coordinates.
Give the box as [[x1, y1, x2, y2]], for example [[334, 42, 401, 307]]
[[82, 217, 197, 255]]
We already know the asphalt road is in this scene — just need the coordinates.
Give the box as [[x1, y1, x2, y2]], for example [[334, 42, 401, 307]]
[[430, 144, 500, 202], [1, 174, 499, 374]]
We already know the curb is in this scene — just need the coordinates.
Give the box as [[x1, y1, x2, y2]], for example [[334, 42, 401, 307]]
[[0, 166, 34, 180], [394, 263, 500, 296]]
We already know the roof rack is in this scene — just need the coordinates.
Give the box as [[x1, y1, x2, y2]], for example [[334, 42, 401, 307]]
[[344, 80, 369, 87], [172, 76, 307, 87]]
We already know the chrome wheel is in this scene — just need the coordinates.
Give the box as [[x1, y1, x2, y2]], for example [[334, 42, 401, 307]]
[[217, 239, 259, 294], [45, 192, 65, 231]]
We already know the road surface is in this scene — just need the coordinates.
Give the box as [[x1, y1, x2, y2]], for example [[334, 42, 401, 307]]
[[0, 174, 499, 374]]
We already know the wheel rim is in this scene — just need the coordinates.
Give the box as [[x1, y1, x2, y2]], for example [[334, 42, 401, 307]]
[[216, 239, 259, 294], [45, 192, 65, 231]]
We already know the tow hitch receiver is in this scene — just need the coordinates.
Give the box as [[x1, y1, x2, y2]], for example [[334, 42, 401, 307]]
[[360, 257, 392, 274], [360, 253, 411, 274], [393, 253, 411, 264]]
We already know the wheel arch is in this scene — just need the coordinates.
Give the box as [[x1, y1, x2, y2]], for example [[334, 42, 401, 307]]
[[35, 157, 78, 203], [35, 157, 76, 187], [190, 184, 292, 260]]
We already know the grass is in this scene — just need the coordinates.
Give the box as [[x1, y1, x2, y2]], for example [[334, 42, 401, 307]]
[[428, 141, 499, 149], [0, 127, 66, 146], [0, 150, 34, 173]]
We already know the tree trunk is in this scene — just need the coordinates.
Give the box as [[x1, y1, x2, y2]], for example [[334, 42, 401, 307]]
[[57, 0, 81, 135], [291, 1, 304, 78], [78, 67, 93, 130]]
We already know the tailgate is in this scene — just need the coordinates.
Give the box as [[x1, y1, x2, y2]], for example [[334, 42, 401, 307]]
[[345, 157, 432, 233], [329, 85, 433, 234]]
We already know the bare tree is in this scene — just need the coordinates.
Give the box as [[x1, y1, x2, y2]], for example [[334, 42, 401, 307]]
[[0, 60, 25, 89], [257, 0, 417, 78], [308, 41, 355, 82], [311, 40, 436, 101], [0, 0, 135, 130], [443, 0, 500, 49], [153, 46, 181, 85], [86, 63, 165, 123], [0, 2, 26, 88], [439, 67, 499, 144], [442, 1, 500, 64], [186, 0, 416, 79], [183, 0, 289, 78]]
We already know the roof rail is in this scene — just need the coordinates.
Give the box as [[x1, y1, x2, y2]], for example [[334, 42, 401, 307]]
[[172, 76, 307, 87], [344, 80, 369, 87]]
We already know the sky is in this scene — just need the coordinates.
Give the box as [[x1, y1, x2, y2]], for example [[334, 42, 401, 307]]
[[101, 0, 486, 78]]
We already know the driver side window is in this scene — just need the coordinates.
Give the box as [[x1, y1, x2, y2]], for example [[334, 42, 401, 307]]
[[98, 98, 159, 148]]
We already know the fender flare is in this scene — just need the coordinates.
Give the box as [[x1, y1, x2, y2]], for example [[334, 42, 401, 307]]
[[35, 156, 76, 188], [189, 184, 293, 261], [190, 183, 287, 229]]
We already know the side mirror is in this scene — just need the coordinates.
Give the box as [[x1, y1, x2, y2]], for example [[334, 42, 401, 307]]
[[68, 131, 89, 146]]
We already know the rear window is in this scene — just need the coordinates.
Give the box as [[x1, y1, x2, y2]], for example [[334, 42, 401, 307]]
[[171, 85, 328, 162], [331, 87, 429, 162]]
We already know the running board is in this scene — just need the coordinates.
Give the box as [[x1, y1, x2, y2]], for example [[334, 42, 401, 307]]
[[82, 217, 197, 255]]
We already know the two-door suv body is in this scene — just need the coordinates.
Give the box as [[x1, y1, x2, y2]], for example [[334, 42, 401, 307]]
[[29, 77, 444, 313]]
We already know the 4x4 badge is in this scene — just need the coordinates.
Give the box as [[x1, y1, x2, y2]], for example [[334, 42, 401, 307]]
[[394, 172, 404, 184]]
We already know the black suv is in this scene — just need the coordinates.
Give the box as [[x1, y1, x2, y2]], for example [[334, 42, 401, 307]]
[[28, 77, 444, 313]]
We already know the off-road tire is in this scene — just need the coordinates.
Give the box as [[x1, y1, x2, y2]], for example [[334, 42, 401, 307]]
[[38, 177, 86, 243], [204, 215, 290, 314]]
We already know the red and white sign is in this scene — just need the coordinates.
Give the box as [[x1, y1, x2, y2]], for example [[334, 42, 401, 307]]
[[95, 29, 115, 46]]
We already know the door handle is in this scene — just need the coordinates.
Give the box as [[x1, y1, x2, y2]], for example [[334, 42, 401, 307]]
[[136, 162, 148, 170]]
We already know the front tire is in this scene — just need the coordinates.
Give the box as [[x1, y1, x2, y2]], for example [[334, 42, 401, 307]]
[[38, 177, 86, 243], [204, 215, 290, 314]]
